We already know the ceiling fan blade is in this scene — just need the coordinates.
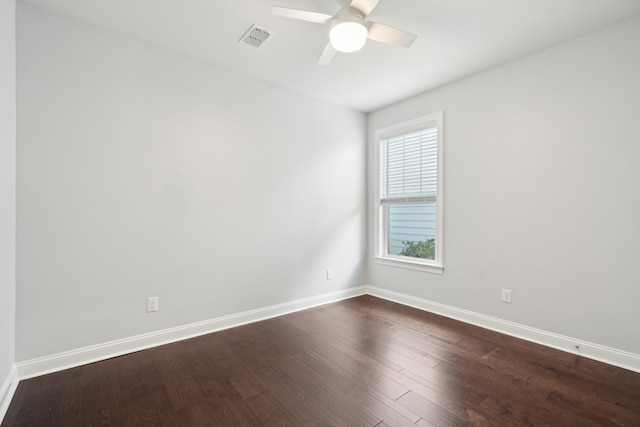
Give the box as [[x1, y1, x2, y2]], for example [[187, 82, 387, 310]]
[[271, 6, 333, 24], [350, 0, 380, 16], [317, 42, 338, 66], [367, 22, 417, 47]]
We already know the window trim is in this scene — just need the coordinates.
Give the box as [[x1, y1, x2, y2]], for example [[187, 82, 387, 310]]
[[374, 112, 444, 274]]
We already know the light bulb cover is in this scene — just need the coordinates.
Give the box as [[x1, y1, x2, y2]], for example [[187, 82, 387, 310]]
[[329, 9, 368, 53]]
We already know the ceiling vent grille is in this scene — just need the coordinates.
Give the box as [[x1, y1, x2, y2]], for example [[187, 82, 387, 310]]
[[240, 25, 272, 48]]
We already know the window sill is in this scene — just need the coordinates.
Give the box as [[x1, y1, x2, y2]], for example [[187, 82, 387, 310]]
[[373, 256, 444, 274]]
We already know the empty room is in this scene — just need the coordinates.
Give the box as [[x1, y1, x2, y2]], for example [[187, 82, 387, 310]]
[[1, 0, 640, 425]]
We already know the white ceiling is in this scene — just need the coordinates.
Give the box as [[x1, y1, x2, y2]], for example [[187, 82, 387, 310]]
[[19, 0, 640, 112]]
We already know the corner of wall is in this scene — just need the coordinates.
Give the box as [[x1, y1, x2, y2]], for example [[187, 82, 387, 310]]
[[0, 0, 17, 422], [0, 365, 18, 423]]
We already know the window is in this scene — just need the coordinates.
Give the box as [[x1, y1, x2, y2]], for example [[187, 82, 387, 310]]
[[375, 112, 443, 273]]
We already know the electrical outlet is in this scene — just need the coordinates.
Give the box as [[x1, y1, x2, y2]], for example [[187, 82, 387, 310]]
[[501, 289, 512, 303], [326, 269, 334, 280], [147, 297, 159, 312]]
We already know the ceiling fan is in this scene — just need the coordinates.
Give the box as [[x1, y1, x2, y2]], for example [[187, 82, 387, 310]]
[[272, 0, 417, 65]]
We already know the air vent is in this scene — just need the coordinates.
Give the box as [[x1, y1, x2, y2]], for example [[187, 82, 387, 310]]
[[240, 25, 272, 48]]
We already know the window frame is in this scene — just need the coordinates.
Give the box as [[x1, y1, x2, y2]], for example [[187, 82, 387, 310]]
[[374, 112, 444, 274]]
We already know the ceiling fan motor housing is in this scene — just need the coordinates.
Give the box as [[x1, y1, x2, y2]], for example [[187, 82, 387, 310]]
[[329, 7, 368, 52]]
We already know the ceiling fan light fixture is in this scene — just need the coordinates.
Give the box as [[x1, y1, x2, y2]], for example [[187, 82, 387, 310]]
[[329, 10, 368, 53], [271, 1, 416, 65]]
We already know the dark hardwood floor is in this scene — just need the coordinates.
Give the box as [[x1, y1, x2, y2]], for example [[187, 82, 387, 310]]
[[3, 295, 640, 426]]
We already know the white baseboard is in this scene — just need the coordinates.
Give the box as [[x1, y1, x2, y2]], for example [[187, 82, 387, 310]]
[[17, 286, 367, 380], [0, 364, 18, 424], [366, 285, 640, 374], [15, 284, 640, 381]]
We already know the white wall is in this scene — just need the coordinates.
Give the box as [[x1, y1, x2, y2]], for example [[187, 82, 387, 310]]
[[16, 4, 366, 361], [0, 0, 17, 416], [15, 0, 639, 372], [367, 14, 640, 355]]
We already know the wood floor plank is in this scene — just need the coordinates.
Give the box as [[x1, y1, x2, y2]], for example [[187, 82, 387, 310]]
[[285, 350, 403, 426], [193, 335, 267, 400], [117, 352, 152, 403], [415, 418, 437, 427], [252, 317, 412, 404], [174, 401, 218, 427], [10, 375, 57, 425], [282, 308, 407, 371], [299, 342, 410, 401], [543, 389, 634, 426], [295, 349, 421, 423], [219, 324, 354, 426], [396, 390, 469, 427], [121, 395, 164, 427], [285, 308, 492, 416], [81, 359, 124, 426], [344, 386, 418, 426], [137, 349, 182, 427], [235, 322, 386, 426], [150, 345, 204, 411], [350, 296, 466, 344], [176, 334, 264, 405], [5, 295, 640, 426], [51, 367, 83, 427], [409, 349, 584, 425], [245, 391, 303, 427], [204, 395, 264, 427], [283, 306, 510, 419]]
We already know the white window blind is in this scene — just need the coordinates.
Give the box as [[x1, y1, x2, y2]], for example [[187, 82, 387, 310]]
[[379, 126, 438, 202]]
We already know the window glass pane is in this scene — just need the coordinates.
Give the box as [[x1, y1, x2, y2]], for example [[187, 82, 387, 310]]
[[387, 202, 436, 260]]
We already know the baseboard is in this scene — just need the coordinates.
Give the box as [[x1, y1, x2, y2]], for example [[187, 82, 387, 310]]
[[15, 284, 640, 381], [0, 364, 18, 424], [17, 286, 367, 380], [366, 285, 640, 374]]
